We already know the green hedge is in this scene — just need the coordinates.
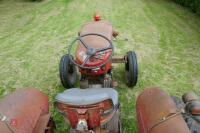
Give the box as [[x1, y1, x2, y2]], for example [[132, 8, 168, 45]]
[[173, 0, 200, 15]]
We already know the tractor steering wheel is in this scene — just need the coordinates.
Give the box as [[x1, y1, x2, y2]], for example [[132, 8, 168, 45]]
[[68, 33, 114, 69]]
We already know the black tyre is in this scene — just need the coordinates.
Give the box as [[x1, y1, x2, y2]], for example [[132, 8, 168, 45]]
[[125, 51, 138, 87], [59, 54, 77, 88], [172, 96, 200, 132]]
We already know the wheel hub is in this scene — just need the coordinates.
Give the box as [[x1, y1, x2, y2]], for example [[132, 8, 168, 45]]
[[86, 48, 96, 55]]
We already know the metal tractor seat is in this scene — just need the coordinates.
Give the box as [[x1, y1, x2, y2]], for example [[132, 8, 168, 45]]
[[55, 88, 118, 106]]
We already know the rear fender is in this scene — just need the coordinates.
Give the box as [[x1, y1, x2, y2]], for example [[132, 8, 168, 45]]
[[136, 87, 190, 133]]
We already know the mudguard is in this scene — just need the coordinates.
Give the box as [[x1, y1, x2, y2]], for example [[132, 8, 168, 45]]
[[136, 87, 190, 133], [0, 88, 50, 133]]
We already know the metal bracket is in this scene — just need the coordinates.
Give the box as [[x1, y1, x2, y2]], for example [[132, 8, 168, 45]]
[[112, 56, 126, 63]]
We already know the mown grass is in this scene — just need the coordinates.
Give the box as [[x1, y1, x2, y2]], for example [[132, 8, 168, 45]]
[[0, 0, 200, 132]]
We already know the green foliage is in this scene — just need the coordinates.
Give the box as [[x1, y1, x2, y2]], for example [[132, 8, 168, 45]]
[[173, 0, 200, 15]]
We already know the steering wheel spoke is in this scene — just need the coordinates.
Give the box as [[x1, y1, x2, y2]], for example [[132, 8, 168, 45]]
[[96, 46, 112, 52], [78, 37, 89, 49], [81, 55, 91, 67], [68, 33, 113, 69]]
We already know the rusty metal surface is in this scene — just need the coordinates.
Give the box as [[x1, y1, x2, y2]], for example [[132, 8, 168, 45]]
[[79, 21, 113, 41], [76, 21, 113, 64], [136, 87, 190, 133], [0, 88, 49, 133], [56, 99, 115, 130], [0, 123, 12, 133], [112, 56, 126, 63], [33, 113, 50, 133]]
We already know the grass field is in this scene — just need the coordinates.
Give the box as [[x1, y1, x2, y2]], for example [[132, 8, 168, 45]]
[[0, 0, 200, 132]]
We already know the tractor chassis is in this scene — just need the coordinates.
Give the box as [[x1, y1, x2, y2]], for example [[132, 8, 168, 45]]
[[79, 55, 127, 89]]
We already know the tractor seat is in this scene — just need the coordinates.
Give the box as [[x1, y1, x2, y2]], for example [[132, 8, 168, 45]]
[[55, 88, 118, 106]]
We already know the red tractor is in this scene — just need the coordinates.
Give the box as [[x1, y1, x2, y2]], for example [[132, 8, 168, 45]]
[[55, 14, 138, 132], [1, 14, 200, 133], [58, 15, 138, 88]]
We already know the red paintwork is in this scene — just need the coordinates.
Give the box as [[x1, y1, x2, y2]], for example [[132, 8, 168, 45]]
[[56, 100, 114, 130], [76, 21, 114, 76], [94, 14, 101, 21], [78, 61, 112, 75], [136, 87, 190, 133], [0, 88, 51, 133], [10, 119, 17, 126], [66, 107, 101, 129]]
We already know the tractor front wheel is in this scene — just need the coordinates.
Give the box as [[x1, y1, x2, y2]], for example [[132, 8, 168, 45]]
[[125, 51, 138, 87], [59, 54, 77, 88]]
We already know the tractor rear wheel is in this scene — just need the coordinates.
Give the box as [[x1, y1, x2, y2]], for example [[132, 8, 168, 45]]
[[125, 51, 138, 87], [59, 54, 77, 88]]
